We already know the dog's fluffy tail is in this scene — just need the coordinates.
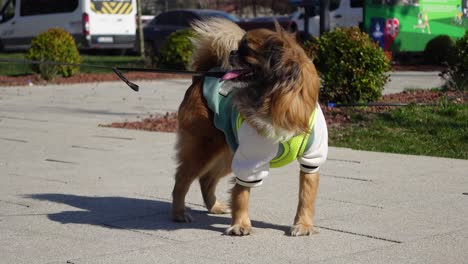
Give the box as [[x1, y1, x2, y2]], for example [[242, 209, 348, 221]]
[[190, 18, 245, 71]]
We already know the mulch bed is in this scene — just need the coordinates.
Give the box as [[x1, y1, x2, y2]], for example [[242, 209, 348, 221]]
[[100, 112, 178, 133], [102, 89, 467, 133], [0, 72, 189, 87]]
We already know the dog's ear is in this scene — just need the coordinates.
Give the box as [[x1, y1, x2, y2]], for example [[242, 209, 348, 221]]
[[270, 61, 319, 135], [274, 19, 285, 34], [274, 20, 297, 36]]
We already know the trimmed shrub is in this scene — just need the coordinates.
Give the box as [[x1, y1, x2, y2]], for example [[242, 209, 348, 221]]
[[310, 27, 391, 104], [424, 35, 453, 65], [26, 28, 80, 80], [440, 30, 468, 91], [156, 28, 194, 70]]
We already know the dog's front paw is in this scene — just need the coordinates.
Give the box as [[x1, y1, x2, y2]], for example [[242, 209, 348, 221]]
[[290, 224, 319, 236], [208, 201, 231, 214], [226, 224, 252, 236], [172, 210, 193, 223]]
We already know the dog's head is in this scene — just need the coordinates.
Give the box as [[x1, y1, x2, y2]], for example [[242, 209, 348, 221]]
[[226, 25, 320, 141]]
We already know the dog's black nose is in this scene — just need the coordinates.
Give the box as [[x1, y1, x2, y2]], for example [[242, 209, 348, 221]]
[[230, 50, 238, 57]]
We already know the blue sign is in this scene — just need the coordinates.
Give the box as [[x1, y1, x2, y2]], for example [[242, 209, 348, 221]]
[[370, 17, 385, 49]]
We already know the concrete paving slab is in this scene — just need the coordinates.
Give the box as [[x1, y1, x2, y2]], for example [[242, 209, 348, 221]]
[[1, 75, 467, 263], [315, 228, 468, 264]]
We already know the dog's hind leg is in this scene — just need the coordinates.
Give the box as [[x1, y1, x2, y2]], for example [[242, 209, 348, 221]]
[[171, 132, 226, 222], [199, 148, 233, 214]]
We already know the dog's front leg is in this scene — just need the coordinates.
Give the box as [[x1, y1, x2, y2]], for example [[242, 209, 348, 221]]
[[226, 183, 252, 236], [291, 171, 320, 236]]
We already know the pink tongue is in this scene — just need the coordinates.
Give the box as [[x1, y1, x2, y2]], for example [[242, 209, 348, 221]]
[[220, 70, 242, 81]]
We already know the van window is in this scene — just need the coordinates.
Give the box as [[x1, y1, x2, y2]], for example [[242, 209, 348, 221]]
[[330, 0, 340, 11], [351, 0, 364, 7], [90, 0, 133, 14], [152, 11, 178, 25], [20, 0, 78, 16], [178, 12, 196, 27], [0, 0, 15, 23]]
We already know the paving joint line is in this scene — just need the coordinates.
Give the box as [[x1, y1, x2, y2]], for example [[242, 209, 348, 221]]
[[71, 145, 112, 151], [45, 159, 79, 165], [93, 135, 135, 140], [0, 126, 49, 133], [8, 173, 68, 184], [0, 115, 48, 122], [327, 158, 361, 164], [316, 225, 402, 244], [134, 193, 205, 208], [99, 222, 180, 242], [321, 173, 373, 182], [0, 212, 56, 217], [0, 137, 28, 143], [0, 200, 30, 208], [320, 197, 383, 209]]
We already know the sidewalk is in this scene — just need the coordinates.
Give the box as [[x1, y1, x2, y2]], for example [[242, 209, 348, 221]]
[[0, 76, 467, 264], [385, 71, 445, 94]]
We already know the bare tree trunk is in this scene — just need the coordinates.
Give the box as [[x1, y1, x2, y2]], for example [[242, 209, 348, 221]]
[[238, 0, 244, 17], [252, 0, 257, 17], [137, 0, 145, 59]]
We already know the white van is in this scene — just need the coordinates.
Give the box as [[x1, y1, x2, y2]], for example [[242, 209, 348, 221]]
[[0, 0, 136, 51], [291, 0, 363, 36]]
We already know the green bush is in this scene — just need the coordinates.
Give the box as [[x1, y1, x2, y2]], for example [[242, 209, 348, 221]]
[[26, 28, 80, 80], [310, 27, 391, 104], [156, 28, 194, 70], [424, 35, 453, 65], [440, 30, 468, 91]]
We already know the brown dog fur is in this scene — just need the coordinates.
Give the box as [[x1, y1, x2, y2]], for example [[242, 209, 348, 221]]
[[171, 18, 321, 236]]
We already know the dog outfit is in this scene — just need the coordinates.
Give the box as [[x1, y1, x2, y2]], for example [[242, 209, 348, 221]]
[[203, 76, 328, 187]]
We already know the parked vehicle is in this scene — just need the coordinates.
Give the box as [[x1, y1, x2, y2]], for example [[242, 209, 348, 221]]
[[140, 15, 155, 26], [0, 0, 137, 51], [365, 0, 468, 52], [238, 15, 298, 31], [140, 9, 297, 57], [291, 0, 363, 36]]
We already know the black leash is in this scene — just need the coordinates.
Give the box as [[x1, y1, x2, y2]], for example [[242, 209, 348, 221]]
[[0, 58, 226, 92]]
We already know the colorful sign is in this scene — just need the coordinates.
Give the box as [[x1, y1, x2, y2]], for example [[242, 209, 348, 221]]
[[365, 0, 468, 52], [91, 0, 133, 14]]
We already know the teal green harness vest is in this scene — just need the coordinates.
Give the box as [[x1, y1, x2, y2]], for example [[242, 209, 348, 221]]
[[203, 76, 316, 168]]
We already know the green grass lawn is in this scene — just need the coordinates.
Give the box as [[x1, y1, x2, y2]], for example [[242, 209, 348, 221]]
[[0, 52, 145, 75], [330, 102, 468, 159]]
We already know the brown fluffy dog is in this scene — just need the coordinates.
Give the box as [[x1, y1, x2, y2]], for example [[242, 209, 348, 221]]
[[171, 18, 322, 236]]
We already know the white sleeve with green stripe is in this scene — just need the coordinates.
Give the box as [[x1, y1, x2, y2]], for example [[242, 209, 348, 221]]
[[232, 122, 278, 188], [298, 105, 328, 173]]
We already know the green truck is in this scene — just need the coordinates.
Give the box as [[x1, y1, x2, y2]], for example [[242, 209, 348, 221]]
[[364, 0, 468, 51]]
